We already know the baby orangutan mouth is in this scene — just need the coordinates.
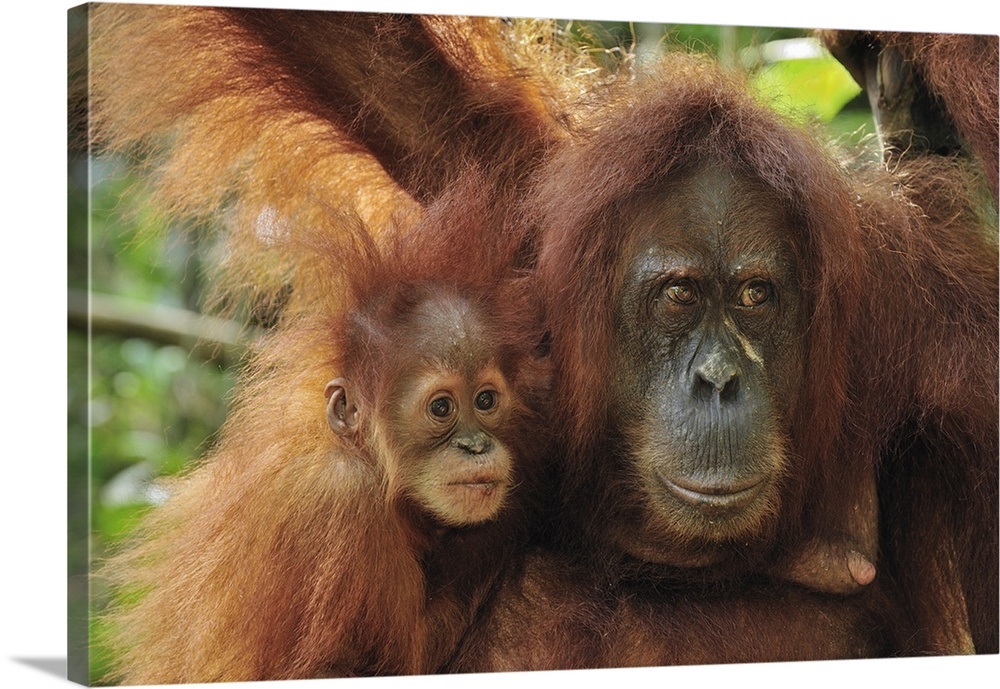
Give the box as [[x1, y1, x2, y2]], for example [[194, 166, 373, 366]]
[[449, 480, 501, 491], [444, 473, 509, 513]]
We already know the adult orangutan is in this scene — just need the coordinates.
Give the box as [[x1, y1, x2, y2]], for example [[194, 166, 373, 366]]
[[449, 55, 997, 668]]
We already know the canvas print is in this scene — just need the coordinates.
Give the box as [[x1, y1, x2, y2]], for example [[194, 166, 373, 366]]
[[67, 2, 999, 685]]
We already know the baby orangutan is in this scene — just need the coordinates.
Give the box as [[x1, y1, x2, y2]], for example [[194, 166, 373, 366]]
[[314, 276, 549, 675], [100, 195, 550, 682], [326, 296, 521, 527]]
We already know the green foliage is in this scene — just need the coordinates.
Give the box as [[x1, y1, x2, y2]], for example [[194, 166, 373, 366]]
[[565, 20, 804, 56], [88, 333, 233, 499], [83, 165, 235, 537], [72, 163, 236, 684], [560, 20, 874, 146], [752, 56, 862, 122]]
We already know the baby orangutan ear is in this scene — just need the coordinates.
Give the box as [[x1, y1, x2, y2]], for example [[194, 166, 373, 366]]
[[325, 378, 360, 436]]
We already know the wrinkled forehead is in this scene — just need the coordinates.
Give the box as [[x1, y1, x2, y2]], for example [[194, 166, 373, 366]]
[[625, 161, 798, 265]]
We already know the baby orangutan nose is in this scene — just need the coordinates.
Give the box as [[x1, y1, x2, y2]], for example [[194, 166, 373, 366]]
[[453, 432, 493, 456]]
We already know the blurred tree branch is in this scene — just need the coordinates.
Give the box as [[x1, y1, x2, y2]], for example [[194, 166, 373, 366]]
[[67, 289, 257, 367]]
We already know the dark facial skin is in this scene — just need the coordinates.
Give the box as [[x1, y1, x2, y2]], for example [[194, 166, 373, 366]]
[[327, 294, 517, 527], [607, 162, 805, 567]]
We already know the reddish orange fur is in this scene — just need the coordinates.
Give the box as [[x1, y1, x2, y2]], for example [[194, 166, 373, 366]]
[[848, 154, 998, 652], [820, 30, 999, 198], [90, 8, 564, 682], [87, 6, 998, 676], [449, 551, 884, 671], [88, 5, 568, 314], [100, 178, 551, 683], [886, 33, 999, 196], [515, 54, 997, 657], [534, 60, 863, 558]]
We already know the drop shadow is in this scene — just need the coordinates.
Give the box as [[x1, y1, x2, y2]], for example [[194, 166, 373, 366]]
[[11, 657, 67, 679]]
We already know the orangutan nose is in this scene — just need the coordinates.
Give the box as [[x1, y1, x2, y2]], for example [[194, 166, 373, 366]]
[[693, 349, 741, 403], [453, 433, 492, 456]]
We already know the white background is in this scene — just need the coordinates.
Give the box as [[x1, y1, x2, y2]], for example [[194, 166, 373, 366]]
[[3, 0, 997, 687]]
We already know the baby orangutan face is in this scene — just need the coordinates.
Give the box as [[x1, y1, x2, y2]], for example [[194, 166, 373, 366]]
[[384, 362, 516, 526], [326, 293, 520, 527]]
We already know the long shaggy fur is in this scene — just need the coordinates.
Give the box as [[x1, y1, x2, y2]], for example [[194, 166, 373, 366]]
[[527, 53, 997, 654], [534, 58, 863, 557], [88, 5, 573, 316], [99, 177, 551, 683], [849, 154, 999, 652], [90, 7, 567, 681], [820, 30, 999, 198], [88, 7, 998, 677]]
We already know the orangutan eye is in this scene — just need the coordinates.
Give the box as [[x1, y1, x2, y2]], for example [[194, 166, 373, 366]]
[[474, 389, 498, 411], [738, 280, 772, 308], [429, 396, 454, 418], [663, 279, 698, 306]]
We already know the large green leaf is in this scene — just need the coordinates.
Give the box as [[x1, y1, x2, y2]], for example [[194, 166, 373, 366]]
[[753, 55, 861, 122]]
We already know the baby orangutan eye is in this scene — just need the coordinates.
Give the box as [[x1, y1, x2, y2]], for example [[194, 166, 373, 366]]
[[474, 389, 498, 411], [429, 396, 454, 418]]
